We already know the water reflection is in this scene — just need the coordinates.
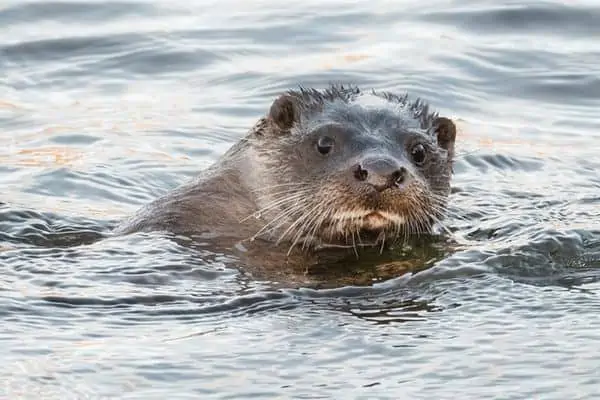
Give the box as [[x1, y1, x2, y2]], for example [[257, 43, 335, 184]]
[[2, 0, 600, 397]]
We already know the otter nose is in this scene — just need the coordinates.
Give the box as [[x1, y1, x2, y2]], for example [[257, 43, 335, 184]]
[[352, 157, 408, 192]]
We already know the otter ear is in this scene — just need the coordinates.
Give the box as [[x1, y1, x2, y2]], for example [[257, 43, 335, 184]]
[[267, 94, 298, 131], [433, 117, 456, 154]]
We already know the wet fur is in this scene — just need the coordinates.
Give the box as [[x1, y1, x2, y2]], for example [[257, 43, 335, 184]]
[[115, 84, 457, 257]]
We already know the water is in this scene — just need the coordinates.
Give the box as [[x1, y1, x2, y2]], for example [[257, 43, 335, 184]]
[[1, 0, 599, 398]]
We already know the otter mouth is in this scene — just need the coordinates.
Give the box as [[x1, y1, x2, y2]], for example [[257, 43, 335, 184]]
[[330, 210, 406, 231], [307, 209, 409, 251]]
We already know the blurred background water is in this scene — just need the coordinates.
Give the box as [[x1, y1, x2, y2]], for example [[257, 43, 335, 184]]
[[1, 0, 600, 399]]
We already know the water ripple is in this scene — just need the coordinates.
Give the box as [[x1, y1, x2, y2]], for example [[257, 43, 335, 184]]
[[1, 0, 600, 398]]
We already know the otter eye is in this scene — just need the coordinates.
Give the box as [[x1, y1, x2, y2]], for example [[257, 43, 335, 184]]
[[316, 136, 334, 155], [410, 143, 426, 165]]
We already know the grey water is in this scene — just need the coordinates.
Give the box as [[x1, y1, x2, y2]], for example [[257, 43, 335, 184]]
[[1, 0, 600, 399]]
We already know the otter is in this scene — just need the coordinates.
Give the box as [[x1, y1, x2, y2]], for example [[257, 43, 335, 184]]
[[115, 84, 457, 272]]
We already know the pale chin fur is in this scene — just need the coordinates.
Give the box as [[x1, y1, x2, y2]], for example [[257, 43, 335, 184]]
[[330, 210, 406, 230]]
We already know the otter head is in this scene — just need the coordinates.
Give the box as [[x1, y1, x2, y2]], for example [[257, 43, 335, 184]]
[[248, 85, 457, 253]]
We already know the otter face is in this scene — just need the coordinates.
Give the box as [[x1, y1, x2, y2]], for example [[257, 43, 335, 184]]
[[249, 85, 456, 252]]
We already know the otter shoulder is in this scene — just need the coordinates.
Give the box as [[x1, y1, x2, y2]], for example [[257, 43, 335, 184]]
[[114, 168, 256, 238]]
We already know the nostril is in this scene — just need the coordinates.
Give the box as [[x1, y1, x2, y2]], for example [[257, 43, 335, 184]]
[[353, 164, 368, 181], [391, 167, 407, 186]]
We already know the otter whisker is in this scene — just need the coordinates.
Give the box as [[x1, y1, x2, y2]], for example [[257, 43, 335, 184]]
[[277, 200, 324, 248], [412, 200, 431, 235], [429, 206, 467, 223], [406, 212, 419, 235], [249, 194, 312, 238], [379, 230, 386, 255], [253, 186, 311, 204], [424, 201, 453, 227], [301, 199, 336, 250], [350, 228, 359, 259], [426, 199, 463, 225], [251, 183, 312, 196], [397, 217, 406, 246], [292, 204, 331, 254], [438, 207, 466, 219], [289, 201, 324, 250], [260, 186, 313, 201], [250, 194, 309, 218], [240, 191, 309, 223], [254, 188, 312, 200], [307, 198, 337, 238], [418, 208, 436, 234], [428, 213, 453, 237], [253, 188, 314, 205], [400, 218, 409, 247], [425, 203, 450, 221], [286, 200, 335, 255], [252, 199, 310, 237], [356, 225, 366, 249]]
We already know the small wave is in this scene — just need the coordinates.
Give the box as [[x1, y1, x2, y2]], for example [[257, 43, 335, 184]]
[[476, 228, 600, 287], [0, 1, 159, 26], [458, 152, 544, 173], [423, 4, 600, 37], [0, 204, 109, 248]]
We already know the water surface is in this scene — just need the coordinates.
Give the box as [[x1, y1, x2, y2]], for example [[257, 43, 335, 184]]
[[1, 0, 600, 398]]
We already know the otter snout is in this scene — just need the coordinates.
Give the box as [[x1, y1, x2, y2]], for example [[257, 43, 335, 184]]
[[352, 156, 409, 192]]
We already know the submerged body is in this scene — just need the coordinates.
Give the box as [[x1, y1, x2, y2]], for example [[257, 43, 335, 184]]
[[116, 85, 457, 265]]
